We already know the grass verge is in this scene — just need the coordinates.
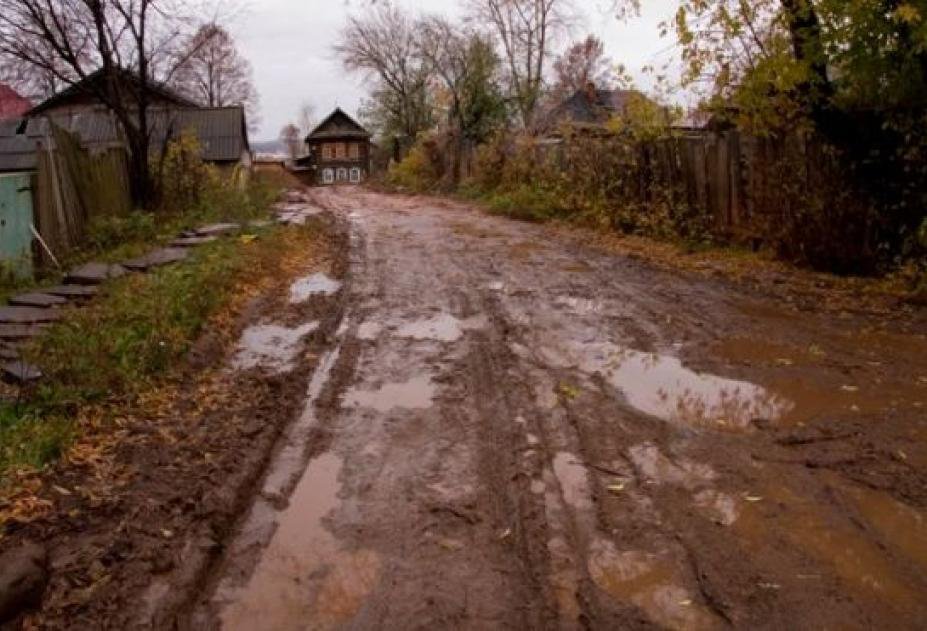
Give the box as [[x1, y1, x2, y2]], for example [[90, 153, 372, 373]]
[[0, 183, 313, 484]]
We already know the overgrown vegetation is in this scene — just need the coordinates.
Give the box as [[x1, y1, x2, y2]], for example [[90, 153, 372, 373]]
[[345, 1, 927, 283], [0, 137, 286, 481]]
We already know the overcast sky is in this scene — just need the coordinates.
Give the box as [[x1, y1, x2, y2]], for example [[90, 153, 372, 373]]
[[232, 0, 681, 141]]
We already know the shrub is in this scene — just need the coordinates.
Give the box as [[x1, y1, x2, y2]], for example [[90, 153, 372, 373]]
[[385, 135, 445, 192]]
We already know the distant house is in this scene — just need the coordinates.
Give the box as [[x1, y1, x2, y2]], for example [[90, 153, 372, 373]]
[[18, 68, 250, 169], [294, 108, 371, 185], [0, 84, 32, 121], [26, 67, 198, 118], [538, 82, 670, 138]]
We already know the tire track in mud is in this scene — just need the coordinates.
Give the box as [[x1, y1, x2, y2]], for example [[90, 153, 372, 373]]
[[190, 187, 927, 631]]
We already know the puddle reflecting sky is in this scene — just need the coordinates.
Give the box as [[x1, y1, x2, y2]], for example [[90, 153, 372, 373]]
[[343, 376, 436, 412], [572, 343, 791, 428], [219, 453, 381, 631], [394, 313, 486, 343], [289, 273, 342, 303], [232, 322, 319, 374]]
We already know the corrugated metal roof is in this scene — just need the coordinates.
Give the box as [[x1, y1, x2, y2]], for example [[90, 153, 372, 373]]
[[15, 106, 248, 162], [0, 136, 38, 172]]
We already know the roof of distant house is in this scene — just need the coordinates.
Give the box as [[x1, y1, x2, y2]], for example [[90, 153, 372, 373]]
[[27, 67, 197, 116], [0, 105, 250, 172], [306, 108, 371, 142], [0, 84, 32, 121], [539, 85, 657, 134]]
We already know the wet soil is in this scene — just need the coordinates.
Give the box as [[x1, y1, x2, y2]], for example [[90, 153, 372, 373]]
[[187, 187, 927, 630], [7, 186, 927, 629], [0, 210, 350, 630]]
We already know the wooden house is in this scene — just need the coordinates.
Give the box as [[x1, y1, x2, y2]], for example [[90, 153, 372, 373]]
[[294, 108, 371, 185]]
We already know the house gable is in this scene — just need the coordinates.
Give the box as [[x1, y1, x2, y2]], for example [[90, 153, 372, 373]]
[[305, 108, 370, 143], [27, 68, 197, 117]]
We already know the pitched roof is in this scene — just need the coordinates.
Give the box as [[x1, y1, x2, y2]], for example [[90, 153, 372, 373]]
[[27, 67, 197, 116], [549, 87, 645, 127], [0, 84, 32, 121], [305, 108, 370, 142], [0, 105, 250, 171]]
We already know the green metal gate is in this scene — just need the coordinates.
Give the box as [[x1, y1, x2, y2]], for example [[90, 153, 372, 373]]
[[0, 172, 35, 279]]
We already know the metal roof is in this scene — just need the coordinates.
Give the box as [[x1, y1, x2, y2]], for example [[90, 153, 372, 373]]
[[0, 135, 38, 172], [10, 106, 250, 163], [27, 68, 197, 117]]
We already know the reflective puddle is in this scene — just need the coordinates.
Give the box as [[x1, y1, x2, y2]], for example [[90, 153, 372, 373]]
[[289, 273, 342, 303], [262, 347, 341, 499], [552, 452, 593, 511], [343, 376, 436, 412], [395, 313, 485, 343], [218, 453, 381, 631], [356, 321, 383, 341], [232, 322, 319, 374], [628, 442, 717, 489], [693, 489, 740, 526], [587, 539, 722, 631], [572, 343, 792, 428]]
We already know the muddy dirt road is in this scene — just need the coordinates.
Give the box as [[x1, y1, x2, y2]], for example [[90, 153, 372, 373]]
[[192, 187, 927, 630]]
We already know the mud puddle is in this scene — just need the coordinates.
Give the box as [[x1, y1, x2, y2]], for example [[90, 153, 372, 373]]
[[734, 476, 926, 614], [343, 375, 436, 412], [232, 322, 319, 374], [569, 342, 792, 429], [587, 540, 722, 631], [394, 312, 486, 342], [289, 273, 342, 303], [215, 453, 381, 631], [263, 346, 342, 499]]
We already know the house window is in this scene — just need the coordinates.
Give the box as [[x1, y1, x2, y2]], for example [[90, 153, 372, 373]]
[[349, 143, 360, 159], [335, 142, 346, 159], [350, 167, 361, 183], [336, 167, 348, 181], [322, 168, 334, 184], [322, 144, 334, 161]]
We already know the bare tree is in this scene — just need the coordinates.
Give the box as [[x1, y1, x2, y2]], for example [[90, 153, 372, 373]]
[[551, 35, 613, 98], [468, 0, 570, 129], [417, 16, 507, 181], [334, 4, 434, 144], [0, 0, 222, 205], [279, 123, 301, 160], [297, 101, 317, 138], [172, 23, 260, 127]]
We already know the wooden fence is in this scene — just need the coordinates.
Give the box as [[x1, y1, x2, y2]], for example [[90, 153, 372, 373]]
[[531, 129, 853, 246], [33, 124, 131, 264]]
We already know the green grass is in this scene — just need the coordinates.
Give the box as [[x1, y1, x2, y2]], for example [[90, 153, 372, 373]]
[[0, 174, 280, 302], [0, 174, 285, 480], [0, 236, 248, 477]]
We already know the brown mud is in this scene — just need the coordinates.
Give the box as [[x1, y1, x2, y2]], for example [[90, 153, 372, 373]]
[[7, 187, 927, 629], [0, 208, 351, 630], [190, 187, 927, 630]]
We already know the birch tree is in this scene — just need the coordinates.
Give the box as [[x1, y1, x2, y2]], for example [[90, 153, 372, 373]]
[[467, 0, 570, 129]]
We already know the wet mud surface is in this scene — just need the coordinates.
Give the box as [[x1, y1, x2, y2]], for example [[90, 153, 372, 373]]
[[187, 187, 927, 630], [7, 187, 926, 629]]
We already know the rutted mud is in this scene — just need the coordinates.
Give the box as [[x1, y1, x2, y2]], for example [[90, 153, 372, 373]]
[[191, 187, 927, 630], [216, 453, 381, 631], [232, 322, 319, 373]]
